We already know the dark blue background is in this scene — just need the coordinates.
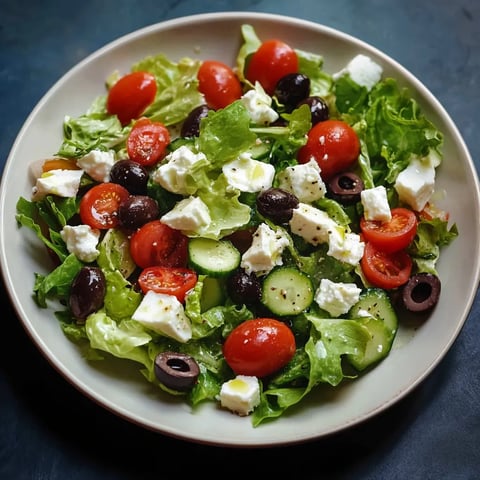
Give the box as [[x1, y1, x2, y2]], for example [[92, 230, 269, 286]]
[[1, 1, 479, 478]]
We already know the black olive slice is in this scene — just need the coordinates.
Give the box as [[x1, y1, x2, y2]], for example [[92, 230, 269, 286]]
[[401, 273, 441, 313], [327, 172, 364, 204], [154, 352, 200, 391]]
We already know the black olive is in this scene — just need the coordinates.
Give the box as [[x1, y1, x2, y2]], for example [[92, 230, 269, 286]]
[[227, 269, 262, 306], [297, 96, 329, 125], [401, 273, 441, 313], [69, 266, 106, 320], [327, 172, 364, 204], [118, 194, 160, 230], [154, 352, 200, 391], [109, 159, 149, 195], [256, 188, 299, 224], [181, 104, 210, 137], [274, 73, 310, 111]]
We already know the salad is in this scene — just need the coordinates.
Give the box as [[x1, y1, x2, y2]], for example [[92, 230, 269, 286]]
[[16, 24, 458, 426]]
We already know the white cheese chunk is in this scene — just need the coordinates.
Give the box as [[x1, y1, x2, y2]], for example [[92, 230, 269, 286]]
[[327, 226, 365, 266], [241, 223, 289, 275], [32, 169, 84, 200], [361, 185, 392, 222], [314, 278, 361, 317], [289, 203, 337, 246], [222, 152, 275, 193], [160, 196, 211, 233], [240, 82, 279, 125], [333, 54, 383, 91], [60, 224, 100, 263], [132, 291, 192, 343], [77, 149, 115, 182], [219, 375, 261, 416], [277, 159, 326, 203]]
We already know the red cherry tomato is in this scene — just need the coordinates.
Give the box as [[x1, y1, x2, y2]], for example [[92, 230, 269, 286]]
[[297, 119, 360, 182], [126, 118, 170, 167], [79, 182, 130, 230], [223, 318, 296, 377], [129, 220, 189, 269], [106, 71, 157, 126], [361, 242, 412, 289], [197, 60, 243, 110], [246, 39, 299, 95], [137, 266, 198, 302], [360, 207, 418, 253]]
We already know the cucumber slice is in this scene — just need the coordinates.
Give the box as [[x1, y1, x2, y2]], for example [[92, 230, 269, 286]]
[[200, 276, 225, 311], [261, 267, 314, 316], [188, 237, 240, 277], [347, 288, 398, 371]]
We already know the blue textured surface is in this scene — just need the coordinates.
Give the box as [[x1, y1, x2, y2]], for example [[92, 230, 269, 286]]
[[1, 1, 479, 478]]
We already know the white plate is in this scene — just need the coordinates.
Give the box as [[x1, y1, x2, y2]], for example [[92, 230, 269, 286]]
[[1, 12, 479, 447]]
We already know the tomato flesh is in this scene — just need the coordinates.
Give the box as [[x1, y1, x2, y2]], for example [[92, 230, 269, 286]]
[[361, 242, 412, 289], [106, 71, 157, 126], [223, 318, 296, 377], [297, 119, 360, 181], [246, 39, 299, 95], [129, 220, 189, 269], [360, 207, 418, 253], [197, 60, 243, 110], [79, 182, 130, 230], [127, 118, 171, 167], [138, 266, 197, 302]]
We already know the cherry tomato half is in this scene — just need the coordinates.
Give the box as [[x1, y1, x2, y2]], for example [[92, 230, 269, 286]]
[[79, 182, 130, 230], [138, 266, 198, 302], [126, 118, 171, 167], [361, 242, 413, 289], [246, 39, 299, 95], [297, 119, 360, 182], [197, 60, 243, 110], [106, 71, 157, 126], [129, 220, 188, 269], [223, 318, 296, 377], [360, 207, 418, 253]]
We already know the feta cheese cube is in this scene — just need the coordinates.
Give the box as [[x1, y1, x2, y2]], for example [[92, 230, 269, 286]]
[[394, 155, 435, 211], [219, 375, 261, 416], [289, 203, 337, 246], [32, 169, 84, 200], [160, 196, 211, 233], [77, 149, 115, 182], [222, 152, 275, 193], [277, 159, 326, 203], [314, 278, 361, 317], [240, 82, 279, 125], [361, 185, 392, 222], [241, 223, 289, 275], [132, 291, 192, 343], [60, 224, 100, 263], [327, 226, 365, 266], [333, 54, 383, 91]]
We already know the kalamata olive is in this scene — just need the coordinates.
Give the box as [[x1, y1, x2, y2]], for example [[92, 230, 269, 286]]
[[118, 195, 160, 230], [327, 172, 364, 204], [227, 269, 262, 306], [109, 159, 149, 195], [69, 266, 106, 320], [297, 96, 329, 125], [154, 352, 200, 391], [401, 273, 441, 313], [274, 73, 310, 110], [256, 188, 299, 224], [181, 104, 210, 137]]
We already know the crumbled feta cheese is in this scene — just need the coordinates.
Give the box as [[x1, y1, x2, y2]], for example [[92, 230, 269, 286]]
[[77, 149, 115, 182], [241, 223, 289, 275], [314, 278, 361, 317], [277, 159, 326, 203], [60, 224, 100, 263], [222, 152, 275, 193], [333, 54, 383, 91], [160, 196, 211, 233], [151, 145, 207, 195], [361, 185, 392, 222], [394, 155, 436, 211], [240, 82, 279, 125], [32, 169, 84, 200], [289, 203, 337, 246], [327, 226, 365, 266], [132, 291, 192, 343], [219, 375, 261, 416]]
